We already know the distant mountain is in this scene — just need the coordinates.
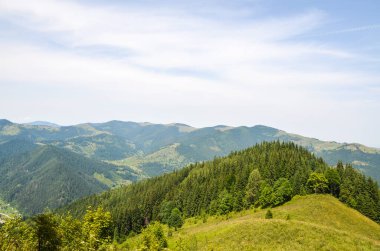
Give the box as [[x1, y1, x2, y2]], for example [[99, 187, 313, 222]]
[[0, 119, 379, 183], [0, 119, 12, 127], [0, 140, 137, 215], [25, 121, 60, 127], [48, 133, 138, 161]]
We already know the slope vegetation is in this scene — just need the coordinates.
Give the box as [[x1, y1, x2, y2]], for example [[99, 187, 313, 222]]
[[0, 140, 137, 214], [61, 142, 380, 238], [126, 195, 380, 250], [2, 142, 378, 250]]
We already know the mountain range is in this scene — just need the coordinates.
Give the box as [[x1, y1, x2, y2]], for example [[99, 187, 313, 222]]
[[0, 118, 379, 214]]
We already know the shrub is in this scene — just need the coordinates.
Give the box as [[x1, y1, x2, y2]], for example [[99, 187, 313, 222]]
[[265, 210, 273, 219], [139, 222, 168, 251], [168, 208, 184, 230]]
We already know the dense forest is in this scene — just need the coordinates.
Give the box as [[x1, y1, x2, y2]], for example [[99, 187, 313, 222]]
[[0, 140, 138, 215], [63, 142, 380, 237], [1, 142, 379, 250]]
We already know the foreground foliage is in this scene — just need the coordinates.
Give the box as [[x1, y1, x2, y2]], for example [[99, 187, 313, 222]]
[[0, 208, 112, 251]]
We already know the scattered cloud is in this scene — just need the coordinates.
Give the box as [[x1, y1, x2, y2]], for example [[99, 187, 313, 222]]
[[325, 24, 380, 35], [0, 0, 379, 146]]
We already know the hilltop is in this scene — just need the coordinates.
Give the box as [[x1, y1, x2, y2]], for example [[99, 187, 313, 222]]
[[61, 142, 380, 237], [125, 194, 380, 250], [24, 121, 61, 127]]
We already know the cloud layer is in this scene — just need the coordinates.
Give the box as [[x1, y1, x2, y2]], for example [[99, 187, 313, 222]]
[[0, 0, 379, 146]]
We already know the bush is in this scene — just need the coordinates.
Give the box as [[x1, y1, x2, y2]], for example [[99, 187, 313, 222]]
[[258, 178, 293, 208], [265, 210, 273, 219], [271, 178, 293, 206], [139, 222, 168, 251], [168, 208, 184, 230]]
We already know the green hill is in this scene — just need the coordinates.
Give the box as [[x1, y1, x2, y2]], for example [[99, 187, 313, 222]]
[[61, 142, 380, 238], [0, 140, 137, 215], [126, 194, 380, 250], [2, 142, 379, 250]]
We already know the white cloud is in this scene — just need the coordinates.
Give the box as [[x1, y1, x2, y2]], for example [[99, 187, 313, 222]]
[[0, 0, 379, 146], [0, 0, 356, 86]]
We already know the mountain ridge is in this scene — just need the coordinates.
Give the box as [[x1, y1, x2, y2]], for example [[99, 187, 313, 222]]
[[1, 119, 380, 182], [3, 119, 379, 149], [24, 121, 61, 127]]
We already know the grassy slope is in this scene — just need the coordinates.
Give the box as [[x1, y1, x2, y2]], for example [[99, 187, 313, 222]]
[[125, 195, 380, 250]]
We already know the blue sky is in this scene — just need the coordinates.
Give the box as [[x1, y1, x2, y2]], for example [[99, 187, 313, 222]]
[[0, 0, 379, 147]]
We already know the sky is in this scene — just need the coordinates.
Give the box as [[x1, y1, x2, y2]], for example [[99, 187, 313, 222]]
[[0, 0, 379, 147]]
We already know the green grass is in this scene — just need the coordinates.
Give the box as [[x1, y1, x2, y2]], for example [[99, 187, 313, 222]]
[[123, 195, 380, 250]]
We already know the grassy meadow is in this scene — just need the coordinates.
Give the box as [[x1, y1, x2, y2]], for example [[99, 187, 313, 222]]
[[123, 194, 380, 250]]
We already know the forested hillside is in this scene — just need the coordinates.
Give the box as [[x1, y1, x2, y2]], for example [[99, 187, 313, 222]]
[[0, 140, 137, 215], [62, 142, 380, 238], [1, 142, 379, 250], [1, 119, 380, 216]]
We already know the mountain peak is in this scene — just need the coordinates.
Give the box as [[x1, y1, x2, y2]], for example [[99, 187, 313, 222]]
[[25, 121, 60, 127], [0, 119, 12, 126]]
